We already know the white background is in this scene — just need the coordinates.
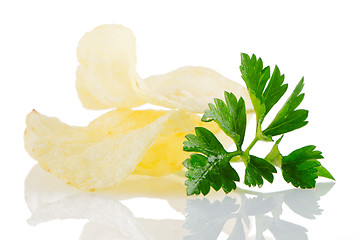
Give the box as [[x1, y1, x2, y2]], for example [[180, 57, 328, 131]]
[[1, 0, 361, 239]]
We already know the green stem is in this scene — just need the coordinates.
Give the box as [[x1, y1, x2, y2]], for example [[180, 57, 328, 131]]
[[244, 136, 258, 156], [236, 136, 260, 165], [227, 150, 243, 162], [229, 134, 261, 164], [230, 155, 243, 163]]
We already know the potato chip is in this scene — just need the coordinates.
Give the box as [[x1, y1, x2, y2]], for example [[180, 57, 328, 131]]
[[24, 109, 232, 190], [89, 109, 236, 178], [24, 109, 173, 191], [26, 24, 257, 193], [87, 108, 197, 178], [135, 66, 253, 113], [90, 108, 238, 177], [75, 24, 253, 114], [76, 24, 145, 109], [131, 111, 230, 177]]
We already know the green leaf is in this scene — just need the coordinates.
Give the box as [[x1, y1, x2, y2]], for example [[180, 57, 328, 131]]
[[183, 154, 240, 196], [240, 53, 288, 123], [244, 155, 277, 187], [263, 78, 308, 137], [263, 66, 288, 115], [265, 135, 284, 168], [316, 166, 335, 180], [183, 127, 239, 195], [202, 91, 247, 150], [182, 53, 334, 196], [281, 145, 324, 188], [183, 127, 226, 156]]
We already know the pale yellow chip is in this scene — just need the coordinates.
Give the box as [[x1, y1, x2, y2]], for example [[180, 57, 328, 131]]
[[75, 24, 253, 114], [76, 24, 145, 109], [135, 66, 253, 113], [24, 109, 174, 191], [132, 112, 230, 177], [24, 109, 232, 191], [83, 108, 230, 177]]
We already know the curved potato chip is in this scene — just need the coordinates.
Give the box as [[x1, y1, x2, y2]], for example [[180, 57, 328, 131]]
[[86, 108, 230, 177], [24, 109, 172, 191], [76, 24, 145, 109], [132, 112, 227, 177], [135, 66, 253, 113], [24, 109, 233, 190], [75, 24, 253, 114]]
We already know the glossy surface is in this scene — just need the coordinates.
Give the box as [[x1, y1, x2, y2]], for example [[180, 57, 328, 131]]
[[22, 165, 341, 239]]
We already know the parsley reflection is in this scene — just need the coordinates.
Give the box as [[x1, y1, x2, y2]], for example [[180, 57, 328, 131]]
[[24, 164, 334, 240], [184, 182, 334, 240]]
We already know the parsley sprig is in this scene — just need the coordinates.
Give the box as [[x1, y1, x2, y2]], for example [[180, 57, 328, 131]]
[[183, 53, 334, 196]]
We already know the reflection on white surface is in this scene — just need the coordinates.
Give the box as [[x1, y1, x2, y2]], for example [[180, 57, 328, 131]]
[[25, 165, 334, 240]]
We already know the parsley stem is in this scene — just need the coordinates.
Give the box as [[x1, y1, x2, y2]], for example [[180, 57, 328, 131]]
[[244, 136, 258, 156], [230, 137, 259, 164], [227, 151, 242, 159], [228, 151, 243, 163]]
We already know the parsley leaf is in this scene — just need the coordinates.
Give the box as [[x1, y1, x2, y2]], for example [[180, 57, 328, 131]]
[[184, 127, 227, 157], [202, 91, 247, 150], [183, 154, 240, 195], [282, 145, 324, 188], [264, 137, 334, 187], [316, 166, 335, 180], [263, 78, 308, 137], [244, 155, 277, 187], [264, 135, 284, 167], [184, 96, 276, 195], [183, 127, 240, 195], [182, 53, 334, 196], [240, 54, 288, 118], [240, 53, 288, 140], [239, 53, 270, 121]]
